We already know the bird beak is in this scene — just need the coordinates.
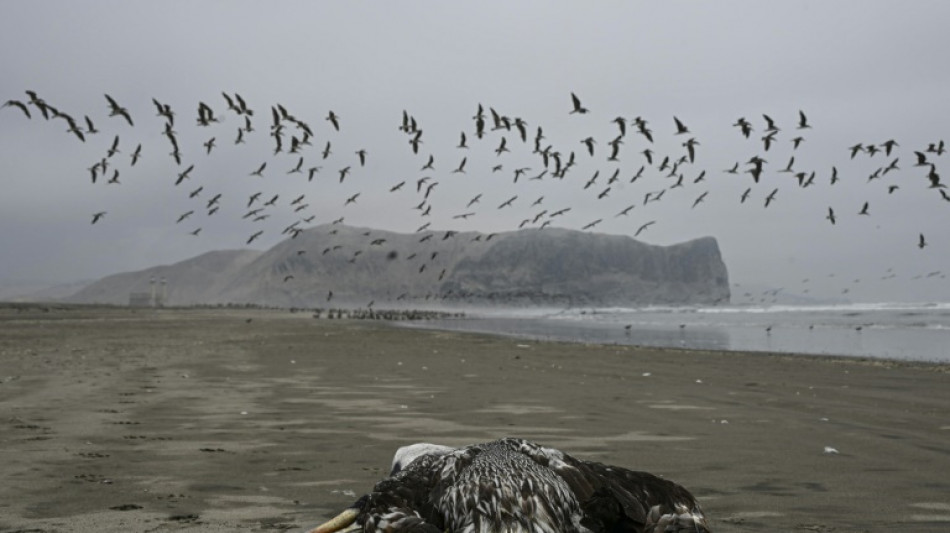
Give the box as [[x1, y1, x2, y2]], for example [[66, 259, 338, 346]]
[[304, 495, 367, 533], [304, 507, 360, 533]]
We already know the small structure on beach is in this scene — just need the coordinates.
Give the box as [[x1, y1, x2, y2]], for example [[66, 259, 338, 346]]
[[128, 277, 166, 307]]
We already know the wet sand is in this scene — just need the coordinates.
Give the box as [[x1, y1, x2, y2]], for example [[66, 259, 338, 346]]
[[1, 305, 949, 532]]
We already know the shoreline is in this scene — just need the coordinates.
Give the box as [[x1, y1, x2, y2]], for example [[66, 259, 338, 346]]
[[2, 307, 949, 531], [394, 313, 950, 366]]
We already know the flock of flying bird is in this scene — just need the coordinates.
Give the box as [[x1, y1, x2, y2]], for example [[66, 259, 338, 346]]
[[2, 89, 947, 302]]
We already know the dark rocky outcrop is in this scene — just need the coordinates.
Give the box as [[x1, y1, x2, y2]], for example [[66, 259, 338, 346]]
[[65, 225, 729, 307]]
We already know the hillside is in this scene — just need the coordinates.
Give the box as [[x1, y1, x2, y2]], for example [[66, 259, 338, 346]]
[[66, 225, 730, 307]]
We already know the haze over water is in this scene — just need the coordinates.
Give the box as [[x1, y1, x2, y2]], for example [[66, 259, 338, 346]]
[[407, 302, 950, 363]]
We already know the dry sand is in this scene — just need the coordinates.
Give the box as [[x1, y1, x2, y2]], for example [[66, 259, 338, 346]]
[[1, 305, 949, 532]]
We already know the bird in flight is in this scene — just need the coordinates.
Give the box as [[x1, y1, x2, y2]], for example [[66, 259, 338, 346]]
[[91, 211, 106, 224], [797, 110, 811, 129], [130, 143, 142, 166], [104, 94, 133, 126], [326, 110, 340, 131], [2, 99, 31, 119], [673, 116, 690, 135], [582, 219, 602, 230], [175, 164, 195, 185], [691, 191, 709, 209], [635, 220, 656, 237], [739, 187, 752, 204], [246, 230, 263, 244], [569, 92, 588, 114]]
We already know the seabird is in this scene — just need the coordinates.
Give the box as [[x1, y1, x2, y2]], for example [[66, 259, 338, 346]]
[[104, 94, 133, 126], [635, 220, 655, 237], [569, 92, 588, 114], [326, 110, 340, 131], [673, 116, 690, 135], [2, 99, 31, 119], [306, 438, 710, 533]]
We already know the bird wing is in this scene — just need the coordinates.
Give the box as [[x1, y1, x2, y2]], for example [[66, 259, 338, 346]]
[[544, 450, 710, 532]]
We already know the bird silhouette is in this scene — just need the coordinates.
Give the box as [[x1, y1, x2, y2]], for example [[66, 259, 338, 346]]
[[2, 99, 31, 119], [104, 94, 133, 126], [326, 110, 340, 131], [569, 92, 588, 114], [634, 220, 656, 237], [673, 116, 690, 135]]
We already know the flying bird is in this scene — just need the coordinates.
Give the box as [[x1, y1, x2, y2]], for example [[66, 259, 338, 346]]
[[673, 116, 690, 135], [305, 438, 709, 533], [683, 138, 699, 163], [691, 191, 709, 209], [104, 94, 133, 126], [130, 143, 142, 166], [175, 164, 195, 185], [635, 220, 656, 237], [569, 92, 588, 114], [2, 99, 31, 119], [797, 110, 811, 129], [326, 110, 340, 131], [90, 211, 106, 224], [308, 166, 322, 181], [498, 195, 517, 209], [83, 115, 98, 134], [246, 230, 264, 244], [740, 187, 751, 203], [581, 137, 595, 156]]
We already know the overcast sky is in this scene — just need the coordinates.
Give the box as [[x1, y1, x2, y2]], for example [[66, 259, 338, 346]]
[[2, 1, 949, 303]]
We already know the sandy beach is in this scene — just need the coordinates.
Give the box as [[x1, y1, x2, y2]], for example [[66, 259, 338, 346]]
[[1, 305, 949, 532]]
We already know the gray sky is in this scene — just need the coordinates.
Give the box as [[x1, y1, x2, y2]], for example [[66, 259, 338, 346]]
[[2, 1, 949, 303]]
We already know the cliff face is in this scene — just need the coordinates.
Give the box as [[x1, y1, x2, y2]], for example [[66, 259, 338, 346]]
[[445, 229, 729, 306], [66, 225, 730, 307]]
